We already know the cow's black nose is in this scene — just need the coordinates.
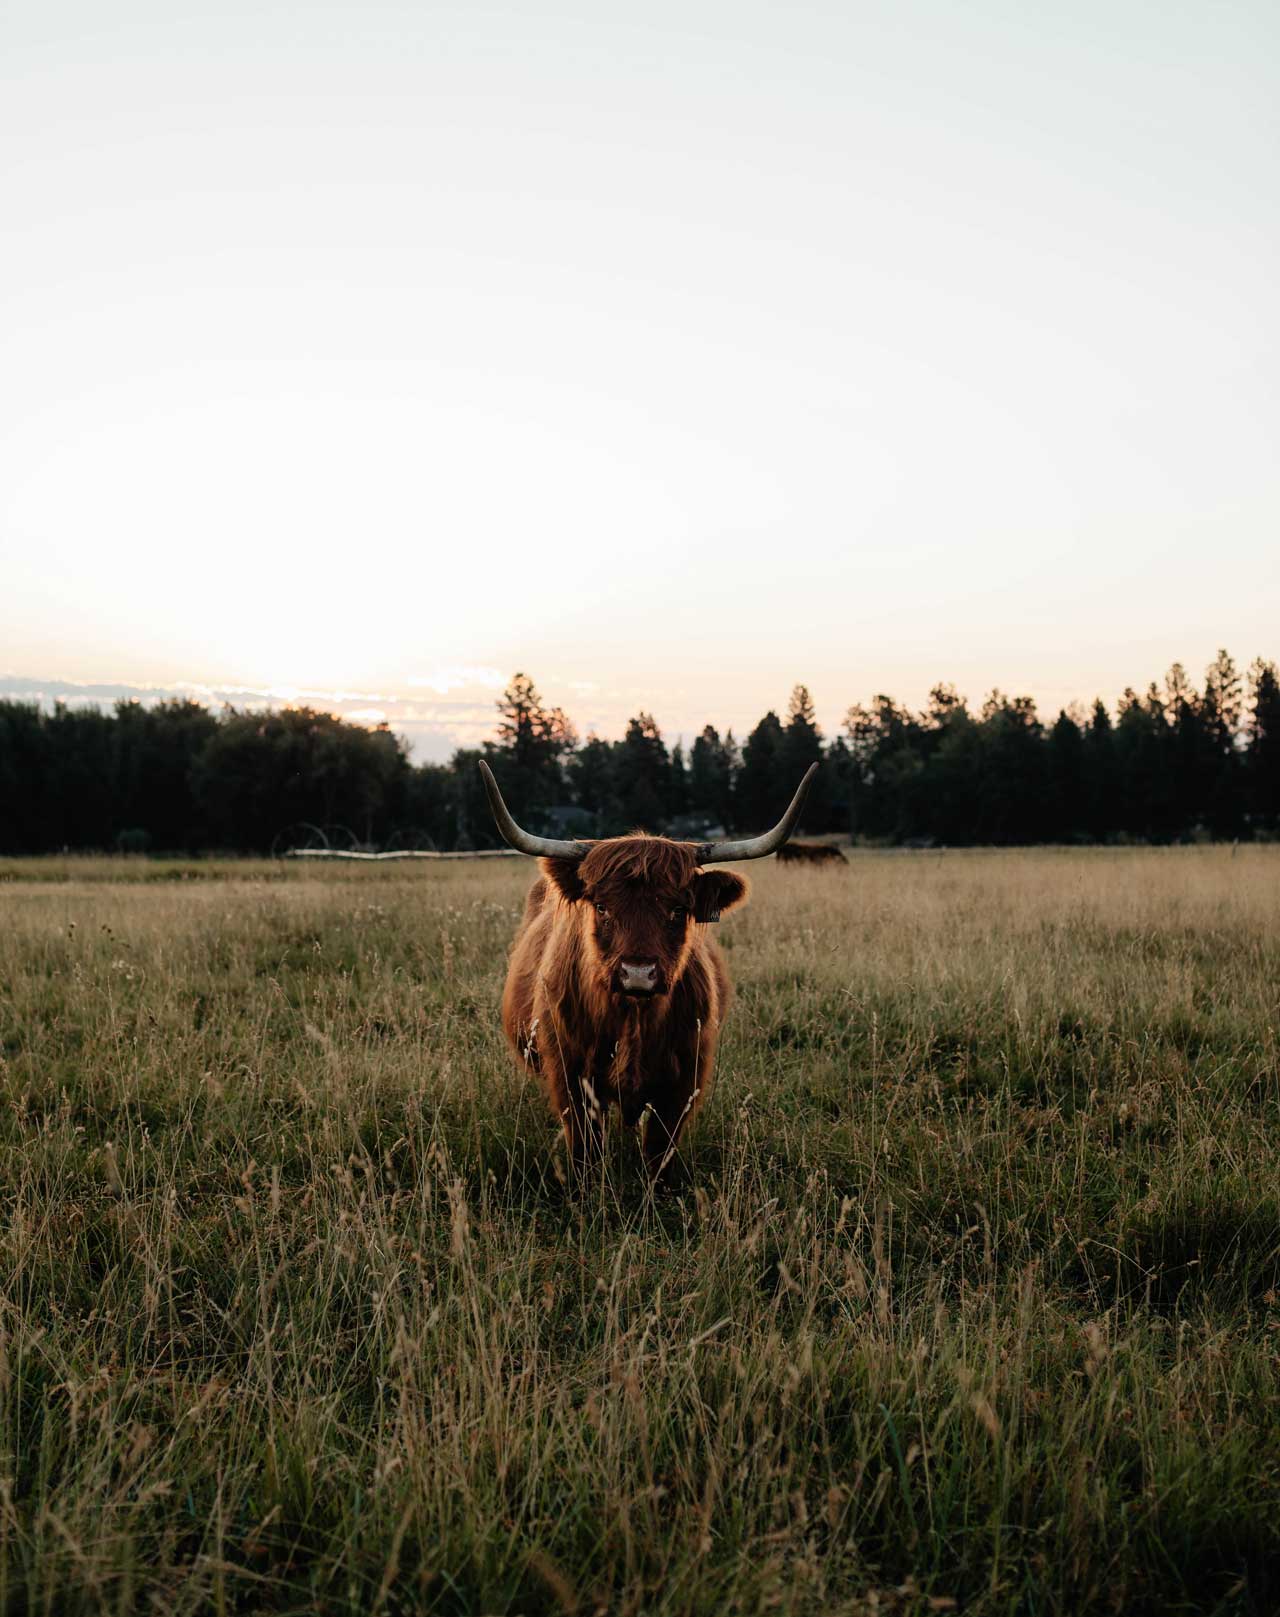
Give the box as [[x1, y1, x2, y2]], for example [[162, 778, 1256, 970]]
[[618, 960, 659, 994]]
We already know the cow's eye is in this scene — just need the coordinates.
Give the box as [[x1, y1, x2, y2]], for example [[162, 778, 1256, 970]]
[[595, 903, 609, 917], [670, 906, 686, 922]]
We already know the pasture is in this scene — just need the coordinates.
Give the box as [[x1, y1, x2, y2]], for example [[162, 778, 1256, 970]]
[[1, 847, 1278, 1615]]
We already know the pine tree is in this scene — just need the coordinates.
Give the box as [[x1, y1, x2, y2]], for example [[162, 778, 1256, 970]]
[[568, 735, 617, 831], [842, 697, 920, 839], [1115, 688, 1155, 837], [614, 713, 670, 830], [1164, 663, 1202, 834], [1047, 709, 1086, 841], [689, 726, 723, 824], [493, 673, 576, 819], [1204, 649, 1244, 742], [824, 734, 855, 838], [786, 684, 819, 735], [1246, 658, 1280, 831], [669, 741, 690, 817], [1201, 649, 1245, 835], [920, 689, 977, 845], [1084, 699, 1117, 841], [976, 692, 1045, 844], [781, 685, 826, 829], [722, 730, 742, 828], [738, 711, 785, 830]]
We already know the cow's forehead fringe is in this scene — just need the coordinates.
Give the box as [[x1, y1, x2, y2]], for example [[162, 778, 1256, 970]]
[[580, 834, 699, 890]]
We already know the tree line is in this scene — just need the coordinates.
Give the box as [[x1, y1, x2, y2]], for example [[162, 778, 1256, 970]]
[[2, 651, 1278, 855]]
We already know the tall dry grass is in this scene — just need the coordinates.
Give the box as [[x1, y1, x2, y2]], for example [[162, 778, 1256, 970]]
[[1, 847, 1278, 1614]]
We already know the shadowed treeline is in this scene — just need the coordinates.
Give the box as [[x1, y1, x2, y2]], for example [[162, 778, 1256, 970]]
[[2, 653, 1278, 854]]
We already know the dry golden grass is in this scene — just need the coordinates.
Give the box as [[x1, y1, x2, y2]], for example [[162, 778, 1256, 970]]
[[1, 847, 1278, 1614]]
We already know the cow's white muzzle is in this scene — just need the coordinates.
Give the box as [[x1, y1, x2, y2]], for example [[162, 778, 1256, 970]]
[[617, 960, 659, 995]]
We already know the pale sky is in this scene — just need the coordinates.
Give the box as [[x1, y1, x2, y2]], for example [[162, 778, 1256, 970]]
[[2, 0, 1277, 759]]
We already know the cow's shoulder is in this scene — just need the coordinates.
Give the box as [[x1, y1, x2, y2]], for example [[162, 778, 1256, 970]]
[[521, 874, 551, 926], [671, 939, 727, 1023]]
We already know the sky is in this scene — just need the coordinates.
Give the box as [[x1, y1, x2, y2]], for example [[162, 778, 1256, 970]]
[[2, 0, 1277, 760]]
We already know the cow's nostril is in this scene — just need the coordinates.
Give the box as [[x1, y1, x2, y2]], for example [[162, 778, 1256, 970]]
[[618, 960, 659, 993]]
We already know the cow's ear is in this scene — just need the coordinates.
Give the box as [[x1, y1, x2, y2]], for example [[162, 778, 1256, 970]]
[[541, 856, 586, 902], [693, 869, 749, 922]]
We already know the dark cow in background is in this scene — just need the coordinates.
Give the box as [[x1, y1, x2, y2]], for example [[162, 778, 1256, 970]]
[[479, 761, 817, 1178], [776, 841, 847, 866]]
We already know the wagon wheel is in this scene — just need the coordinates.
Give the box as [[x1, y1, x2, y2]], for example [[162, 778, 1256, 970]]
[[384, 826, 440, 853], [270, 821, 330, 859]]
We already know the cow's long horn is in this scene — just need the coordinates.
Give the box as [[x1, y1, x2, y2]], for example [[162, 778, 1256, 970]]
[[477, 760, 590, 859], [696, 763, 819, 863]]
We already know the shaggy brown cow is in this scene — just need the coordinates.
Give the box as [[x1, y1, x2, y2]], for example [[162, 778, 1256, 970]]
[[479, 761, 817, 1178], [776, 841, 847, 865]]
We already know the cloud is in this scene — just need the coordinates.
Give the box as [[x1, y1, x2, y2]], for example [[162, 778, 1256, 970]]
[[0, 672, 505, 763], [0, 674, 170, 704], [407, 665, 506, 695]]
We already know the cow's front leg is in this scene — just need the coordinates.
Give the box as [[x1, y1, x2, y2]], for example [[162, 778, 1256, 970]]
[[546, 1055, 607, 1176], [536, 1015, 603, 1175], [640, 1012, 720, 1182], [561, 1075, 607, 1173], [640, 1070, 701, 1183]]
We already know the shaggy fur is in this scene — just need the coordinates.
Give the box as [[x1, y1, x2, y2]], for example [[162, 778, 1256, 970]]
[[500, 834, 749, 1176]]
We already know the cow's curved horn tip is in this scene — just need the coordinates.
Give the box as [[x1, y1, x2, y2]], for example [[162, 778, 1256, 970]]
[[693, 761, 818, 863], [476, 758, 590, 859]]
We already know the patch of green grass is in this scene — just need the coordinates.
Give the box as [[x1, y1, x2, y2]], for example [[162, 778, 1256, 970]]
[[1, 848, 1278, 1613]]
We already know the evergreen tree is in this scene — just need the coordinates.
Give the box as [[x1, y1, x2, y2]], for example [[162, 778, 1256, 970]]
[[568, 734, 618, 832], [976, 692, 1046, 843], [842, 697, 921, 838], [689, 725, 737, 831], [783, 685, 822, 761], [448, 747, 490, 849], [1164, 664, 1203, 834], [1046, 709, 1086, 841], [669, 740, 690, 817], [1246, 659, 1280, 831], [1201, 649, 1245, 835], [737, 711, 785, 830], [1084, 700, 1117, 841], [689, 727, 721, 821], [824, 734, 855, 837], [492, 672, 577, 818], [614, 713, 670, 830], [780, 685, 826, 829], [722, 730, 742, 828], [1114, 684, 1176, 840], [1204, 648, 1244, 740], [916, 685, 974, 843]]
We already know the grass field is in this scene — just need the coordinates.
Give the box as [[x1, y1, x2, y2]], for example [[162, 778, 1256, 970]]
[[2, 847, 1278, 1615]]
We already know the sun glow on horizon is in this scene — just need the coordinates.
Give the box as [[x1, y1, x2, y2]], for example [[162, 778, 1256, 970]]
[[2, 1, 1276, 737]]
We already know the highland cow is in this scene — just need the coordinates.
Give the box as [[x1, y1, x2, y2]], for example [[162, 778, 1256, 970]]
[[479, 761, 817, 1177], [776, 841, 847, 865]]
